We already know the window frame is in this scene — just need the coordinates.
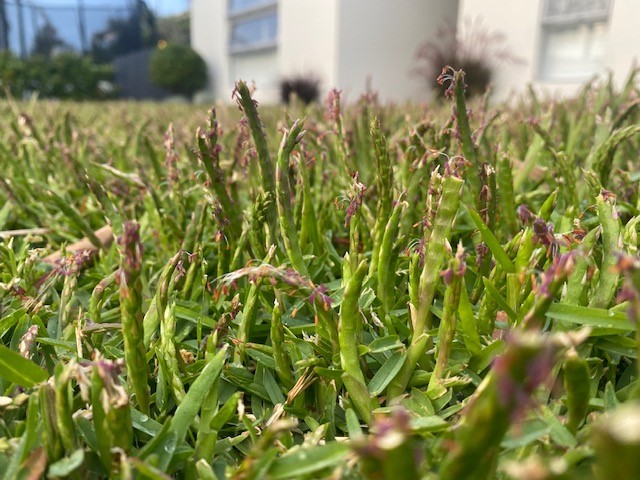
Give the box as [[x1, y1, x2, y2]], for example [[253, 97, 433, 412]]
[[228, 0, 278, 55], [542, 0, 611, 24], [537, 0, 613, 82]]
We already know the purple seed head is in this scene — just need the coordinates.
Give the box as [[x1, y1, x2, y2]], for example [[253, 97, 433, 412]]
[[494, 333, 557, 420], [437, 66, 458, 98], [117, 221, 143, 289], [517, 204, 534, 225], [475, 242, 489, 267], [354, 408, 413, 460], [343, 172, 367, 227], [325, 88, 342, 123], [54, 249, 93, 277], [309, 284, 332, 310], [536, 251, 577, 298]]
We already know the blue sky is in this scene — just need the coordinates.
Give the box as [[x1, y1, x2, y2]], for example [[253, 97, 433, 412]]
[[34, 1, 190, 17], [149, 0, 190, 16], [6, 1, 191, 55]]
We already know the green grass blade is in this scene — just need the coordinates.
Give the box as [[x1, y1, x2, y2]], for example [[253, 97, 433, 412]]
[[0, 344, 48, 387], [482, 278, 517, 322], [546, 303, 634, 331], [169, 345, 228, 441], [267, 442, 350, 480], [458, 280, 482, 355], [367, 350, 407, 396], [465, 205, 516, 274]]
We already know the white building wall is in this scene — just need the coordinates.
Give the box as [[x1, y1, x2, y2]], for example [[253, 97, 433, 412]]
[[458, 0, 640, 100], [192, 0, 640, 104], [230, 50, 280, 103], [457, 0, 542, 100], [278, 0, 340, 96], [190, 0, 279, 103], [191, 0, 228, 101], [336, 0, 458, 103], [607, 1, 640, 88], [192, 0, 459, 104]]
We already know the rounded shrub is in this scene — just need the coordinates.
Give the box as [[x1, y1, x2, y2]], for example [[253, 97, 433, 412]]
[[149, 43, 207, 99]]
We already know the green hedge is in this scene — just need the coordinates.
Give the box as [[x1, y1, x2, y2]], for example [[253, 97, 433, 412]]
[[0, 51, 116, 100]]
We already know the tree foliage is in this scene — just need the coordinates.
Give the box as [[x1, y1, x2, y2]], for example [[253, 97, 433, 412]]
[[0, 51, 115, 100], [31, 22, 68, 59], [148, 43, 207, 99], [91, 0, 158, 63]]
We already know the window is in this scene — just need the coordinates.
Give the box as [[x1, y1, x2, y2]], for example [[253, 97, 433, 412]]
[[539, 0, 612, 81], [228, 0, 278, 53], [229, 0, 275, 15]]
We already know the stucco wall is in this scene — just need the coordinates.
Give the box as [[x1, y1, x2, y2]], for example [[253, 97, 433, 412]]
[[457, 0, 542, 100], [230, 50, 280, 102], [278, 0, 339, 97], [192, 0, 639, 104], [458, 0, 640, 100], [192, 0, 460, 104], [336, 0, 458, 103], [607, 1, 640, 88], [191, 0, 228, 101]]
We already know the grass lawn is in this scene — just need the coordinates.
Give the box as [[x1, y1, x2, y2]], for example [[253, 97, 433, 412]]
[[2, 70, 640, 478]]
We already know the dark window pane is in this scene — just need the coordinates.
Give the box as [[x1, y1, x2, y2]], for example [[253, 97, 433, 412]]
[[545, 0, 610, 18], [230, 12, 277, 49], [539, 21, 607, 80], [229, 0, 275, 15]]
